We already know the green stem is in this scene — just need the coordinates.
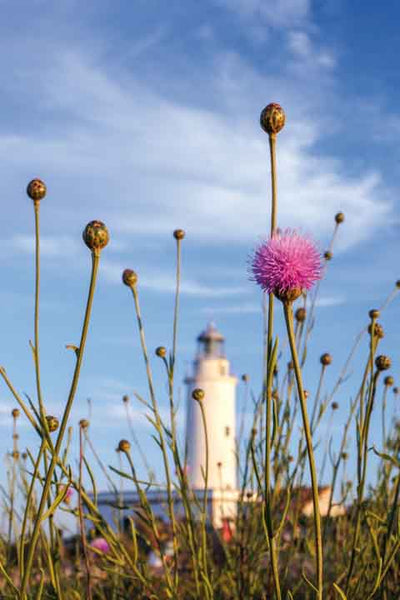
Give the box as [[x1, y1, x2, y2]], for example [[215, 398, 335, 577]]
[[283, 302, 323, 599], [262, 132, 281, 600], [129, 284, 178, 597], [345, 370, 380, 595], [198, 399, 213, 600], [33, 203, 46, 424], [20, 251, 100, 597], [19, 440, 45, 581], [79, 427, 92, 600]]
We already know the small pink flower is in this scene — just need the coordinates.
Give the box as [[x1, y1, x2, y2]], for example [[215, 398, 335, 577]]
[[251, 229, 322, 300], [90, 537, 110, 554], [60, 484, 73, 505]]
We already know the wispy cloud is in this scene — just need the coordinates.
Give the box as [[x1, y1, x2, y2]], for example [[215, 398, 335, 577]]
[[101, 260, 247, 297]]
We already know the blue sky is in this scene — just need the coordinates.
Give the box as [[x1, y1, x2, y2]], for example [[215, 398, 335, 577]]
[[1, 0, 400, 509]]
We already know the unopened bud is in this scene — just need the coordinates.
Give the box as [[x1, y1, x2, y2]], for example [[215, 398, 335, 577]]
[[27, 178, 46, 202], [375, 355, 391, 371], [46, 415, 59, 433], [335, 212, 345, 224], [295, 307, 306, 322], [384, 376, 394, 387], [320, 353, 332, 366], [79, 419, 90, 430], [83, 220, 109, 252], [118, 439, 131, 452], [173, 229, 185, 240], [155, 346, 167, 358], [260, 103, 286, 135], [11, 408, 20, 419], [192, 388, 205, 402], [122, 269, 138, 287]]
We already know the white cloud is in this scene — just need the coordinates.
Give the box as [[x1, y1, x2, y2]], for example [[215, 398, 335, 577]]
[[101, 260, 247, 297], [214, 0, 310, 28], [0, 48, 389, 254]]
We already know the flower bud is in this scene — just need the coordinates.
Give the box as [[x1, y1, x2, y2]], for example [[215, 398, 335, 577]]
[[369, 309, 380, 320], [11, 451, 20, 460], [320, 353, 332, 366], [396, 280, 400, 289], [118, 439, 131, 452], [27, 178, 46, 202], [275, 287, 303, 303], [341, 452, 348, 460], [192, 388, 205, 402], [46, 415, 59, 433], [335, 212, 345, 224], [79, 419, 90, 430], [173, 229, 185, 240], [375, 355, 391, 371], [331, 402, 339, 410], [324, 251, 333, 261], [122, 394, 129, 404], [295, 307, 306, 322], [260, 103, 286, 135], [241, 374, 249, 383], [384, 375, 394, 387], [155, 346, 167, 358], [394, 387, 399, 395], [83, 220, 109, 252], [368, 322, 384, 339], [122, 269, 138, 287], [11, 408, 20, 419]]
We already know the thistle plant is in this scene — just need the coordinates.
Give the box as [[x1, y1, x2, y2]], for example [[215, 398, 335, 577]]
[[0, 105, 400, 600]]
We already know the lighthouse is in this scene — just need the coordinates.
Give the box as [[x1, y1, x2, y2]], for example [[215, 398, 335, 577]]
[[185, 323, 238, 497]]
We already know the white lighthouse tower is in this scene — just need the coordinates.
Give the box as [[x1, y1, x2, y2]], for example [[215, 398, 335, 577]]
[[185, 324, 238, 525]]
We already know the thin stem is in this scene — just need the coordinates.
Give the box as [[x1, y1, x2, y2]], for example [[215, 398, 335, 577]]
[[261, 131, 282, 600], [19, 440, 46, 581], [283, 302, 323, 599], [129, 284, 178, 596], [198, 399, 213, 600], [79, 427, 92, 600], [33, 203, 46, 424], [20, 251, 100, 597]]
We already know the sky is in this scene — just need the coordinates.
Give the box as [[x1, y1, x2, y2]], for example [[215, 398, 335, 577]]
[[1, 0, 400, 520]]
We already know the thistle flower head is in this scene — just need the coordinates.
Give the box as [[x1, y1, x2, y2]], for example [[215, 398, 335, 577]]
[[251, 229, 322, 302], [90, 537, 110, 554]]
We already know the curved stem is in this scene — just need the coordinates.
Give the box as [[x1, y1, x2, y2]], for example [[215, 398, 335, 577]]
[[129, 284, 178, 596], [283, 302, 323, 599], [20, 251, 100, 598]]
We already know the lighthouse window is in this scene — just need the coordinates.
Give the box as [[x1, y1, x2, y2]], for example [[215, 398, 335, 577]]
[[225, 426, 230, 437]]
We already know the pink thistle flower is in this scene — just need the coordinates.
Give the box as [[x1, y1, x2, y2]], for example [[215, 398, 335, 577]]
[[60, 484, 73, 505], [251, 229, 322, 302], [90, 537, 110, 554]]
